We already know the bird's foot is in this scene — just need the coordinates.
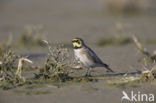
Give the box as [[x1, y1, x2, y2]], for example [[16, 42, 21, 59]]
[[85, 73, 92, 77]]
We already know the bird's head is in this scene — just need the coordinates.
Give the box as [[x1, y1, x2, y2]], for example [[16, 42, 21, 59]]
[[72, 38, 84, 49]]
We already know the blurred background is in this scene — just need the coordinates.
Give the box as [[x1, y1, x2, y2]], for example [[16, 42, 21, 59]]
[[0, 0, 156, 43]]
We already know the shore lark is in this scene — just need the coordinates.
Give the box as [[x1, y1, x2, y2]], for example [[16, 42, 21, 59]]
[[72, 38, 114, 76]]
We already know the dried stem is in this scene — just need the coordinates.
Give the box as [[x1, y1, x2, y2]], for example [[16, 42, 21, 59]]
[[132, 35, 150, 57], [16, 57, 33, 80]]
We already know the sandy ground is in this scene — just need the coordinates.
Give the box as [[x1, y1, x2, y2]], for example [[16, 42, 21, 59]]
[[0, 0, 156, 103]]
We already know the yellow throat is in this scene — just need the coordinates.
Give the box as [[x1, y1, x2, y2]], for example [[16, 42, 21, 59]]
[[72, 38, 82, 48]]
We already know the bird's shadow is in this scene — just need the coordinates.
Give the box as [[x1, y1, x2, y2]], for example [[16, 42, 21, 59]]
[[90, 71, 141, 77]]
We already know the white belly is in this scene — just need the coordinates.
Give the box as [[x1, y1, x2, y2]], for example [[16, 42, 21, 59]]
[[74, 49, 94, 67]]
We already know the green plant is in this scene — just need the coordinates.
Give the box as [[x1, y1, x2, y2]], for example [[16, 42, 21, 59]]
[[34, 41, 95, 84], [0, 49, 33, 90], [0, 50, 17, 73], [34, 41, 73, 82]]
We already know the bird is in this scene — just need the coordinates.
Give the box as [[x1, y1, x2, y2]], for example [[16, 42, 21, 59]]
[[72, 37, 114, 76]]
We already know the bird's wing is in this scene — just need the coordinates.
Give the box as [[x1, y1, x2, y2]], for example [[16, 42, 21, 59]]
[[86, 47, 104, 65], [80, 47, 104, 65], [80, 48, 95, 63], [83, 46, 114, 72]]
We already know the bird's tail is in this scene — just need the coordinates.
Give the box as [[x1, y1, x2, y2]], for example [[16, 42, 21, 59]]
[[102, 63, 114, 73]]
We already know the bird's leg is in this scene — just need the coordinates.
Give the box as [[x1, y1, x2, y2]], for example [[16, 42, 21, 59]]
[[85, 68, 92, 77], [88, 68, 92, 76], [85, 68, 89, 77]]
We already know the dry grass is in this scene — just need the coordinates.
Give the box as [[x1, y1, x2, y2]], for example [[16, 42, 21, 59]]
[[132, 36, 156, 63], [96, 34, 156, 47], [107, 66, 156, 88], [0, 51, 33, 90], [106, 36, 156, 88], [34, 40, 73, 82], [0, 50, 19, 90], [15, 57, 33, 81], [0, 43, 10, 57], [0, 31, 156, 94], [18, 25, 46, 47], [0, 40, 95, 91], [0, 50, 17, 73], [141, 66, 156, 82], [96, 36, 132, 46], [34, 40, 94, 83], [107, 76, 141, 88], [99, 0, 150, 15], [96, 22, 133, 46]]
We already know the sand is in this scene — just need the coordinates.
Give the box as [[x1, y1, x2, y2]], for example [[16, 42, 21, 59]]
[[0, 0, 156, 103]]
